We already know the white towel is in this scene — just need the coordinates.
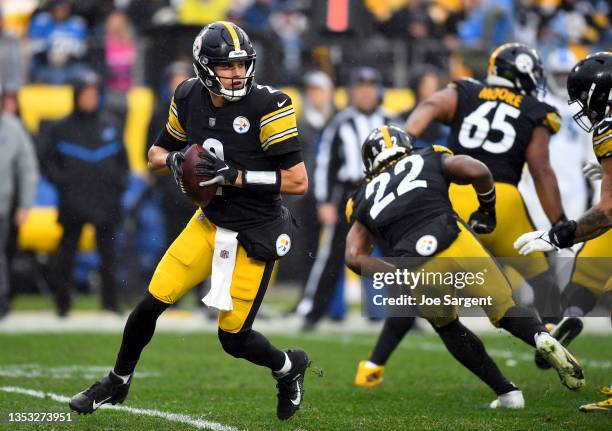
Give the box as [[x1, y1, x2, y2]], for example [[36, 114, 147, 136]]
[[202, 227, 238, 311]]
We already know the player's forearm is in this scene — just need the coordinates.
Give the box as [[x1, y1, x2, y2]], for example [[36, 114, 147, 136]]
[[531, 166, 564, 223], [148, 145, 171, 175], [346, 253, 395, 277], [405, 88, 456, 136], [573, 176, 612, 242], [573, 204, 612, 242], [445, 155, 494, 193], [279, 167, 308, 194], [233, 163, 308, 195], [405, 102, 437, 137]]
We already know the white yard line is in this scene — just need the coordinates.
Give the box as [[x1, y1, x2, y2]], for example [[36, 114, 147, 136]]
[[0, 386, 244, 431]]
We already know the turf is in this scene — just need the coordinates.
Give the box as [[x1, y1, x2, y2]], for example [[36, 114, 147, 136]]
[[0, 331, 610, 430]]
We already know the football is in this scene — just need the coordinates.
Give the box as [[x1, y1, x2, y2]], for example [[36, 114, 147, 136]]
[[180, 144, 218, 208]]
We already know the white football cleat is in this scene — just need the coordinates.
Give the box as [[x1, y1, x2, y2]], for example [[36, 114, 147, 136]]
[[489, 390, 525, 409], [535, 332, 585, 391]]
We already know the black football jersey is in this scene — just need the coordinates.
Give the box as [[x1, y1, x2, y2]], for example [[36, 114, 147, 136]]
[[158, 78, 301, 231], [347, 146, 455, 249], [447, 79, 561, 185], [592, 116, 612, 162]]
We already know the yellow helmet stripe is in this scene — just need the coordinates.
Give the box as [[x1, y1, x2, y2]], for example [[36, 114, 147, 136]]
[[219, 21, 241, 51], [381, 125, 393, 149], [488, 43, 513, 75]]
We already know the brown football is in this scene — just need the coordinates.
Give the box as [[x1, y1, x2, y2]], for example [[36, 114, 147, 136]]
[[180, 144, 218, 208]]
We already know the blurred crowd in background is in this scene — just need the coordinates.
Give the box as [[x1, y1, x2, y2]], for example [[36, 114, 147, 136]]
[[0, 0, 610, 323]]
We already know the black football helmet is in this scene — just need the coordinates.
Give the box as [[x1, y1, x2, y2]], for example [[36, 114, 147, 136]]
[[487, 43, 546, 99], [567, 52, 612, 132], [362, 125, 414, 174], [192, 21, 256, 101]]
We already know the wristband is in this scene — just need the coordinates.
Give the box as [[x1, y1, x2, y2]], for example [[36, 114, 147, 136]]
[[549, 220, 577, 248], [477, 186, 496, 211], [552, 213, 568, 227], [243, 170, 281, 193]]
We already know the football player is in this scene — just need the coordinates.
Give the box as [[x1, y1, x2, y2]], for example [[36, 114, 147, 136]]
[[347, 125, 584, 408], [69, 22, 310, 421], [355, 43, 571, 387], [514, 52, 612, 413], [407, 43, 566, 320]]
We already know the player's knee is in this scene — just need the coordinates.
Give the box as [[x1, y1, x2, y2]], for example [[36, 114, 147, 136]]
[[218, 328, 250, 359], [431, 317, 459, 333], [130, 292, 170, 322]]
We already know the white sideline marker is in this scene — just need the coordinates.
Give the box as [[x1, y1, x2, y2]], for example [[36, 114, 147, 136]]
[[0, 386, 244, 431]]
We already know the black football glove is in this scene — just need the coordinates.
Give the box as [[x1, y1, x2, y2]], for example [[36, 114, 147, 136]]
[[196, 152, 238, 186], [468, 207, 496, 234], [166, 151, 186, 192]]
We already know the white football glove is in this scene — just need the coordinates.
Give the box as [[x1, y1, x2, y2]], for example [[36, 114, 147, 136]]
[[582, 161, 603, 181], [513, 230, 558, 256]]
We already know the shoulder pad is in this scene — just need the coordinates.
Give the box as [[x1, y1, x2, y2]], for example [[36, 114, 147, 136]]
[[432, 145, 453, 155], [253, 85, 294, 115], [543, 110, 561, 134], [448, 77, 481, 89], [174, 78, 199, 101], [345, 197, 355, 224], [527, 100, 562, 135], [593, 117, 612, 160]]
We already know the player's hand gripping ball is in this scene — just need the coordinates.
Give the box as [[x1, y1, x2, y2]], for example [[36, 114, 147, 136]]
[[180, 144, 219, 208]]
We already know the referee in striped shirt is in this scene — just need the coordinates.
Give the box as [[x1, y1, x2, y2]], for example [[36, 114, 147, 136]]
[[297, 67, 397, 330]]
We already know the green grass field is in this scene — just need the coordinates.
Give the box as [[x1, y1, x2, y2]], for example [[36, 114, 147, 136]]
[[0, 331, 610, 430]]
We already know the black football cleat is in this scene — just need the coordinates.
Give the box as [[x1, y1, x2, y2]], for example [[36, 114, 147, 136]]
[[274, 349, 310, 420], [69, 372, 132, 414], [535, 317, 584, 370]]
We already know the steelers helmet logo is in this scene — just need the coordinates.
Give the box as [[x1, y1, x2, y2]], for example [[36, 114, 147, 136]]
[[276, 234, 291, 256], [193, 35, 202, 59], [415, 235, 438, 256], [515, 53, 534, 74], [233, 116, 250, 134]]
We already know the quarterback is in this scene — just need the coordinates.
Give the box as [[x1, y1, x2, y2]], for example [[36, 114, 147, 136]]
[[515, 52, 612, 413], [69, 22, 309, 421]]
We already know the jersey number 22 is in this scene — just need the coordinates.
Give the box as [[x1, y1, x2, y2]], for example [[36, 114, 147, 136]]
[[365, 155, 427, 219]]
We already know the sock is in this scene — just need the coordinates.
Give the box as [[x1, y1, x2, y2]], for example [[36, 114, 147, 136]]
[[369, 317, 415, 365], [110, 370, 132, 384], [434, 319, 517, 396], [218, 328, 286, 370], [274, 353, 293, 376], [114, 292, 169, 376], [497, 306, 547, 348], [530, 271, 562, 323], [565, 306, 586, 317], [364, 360, 380, 369]]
